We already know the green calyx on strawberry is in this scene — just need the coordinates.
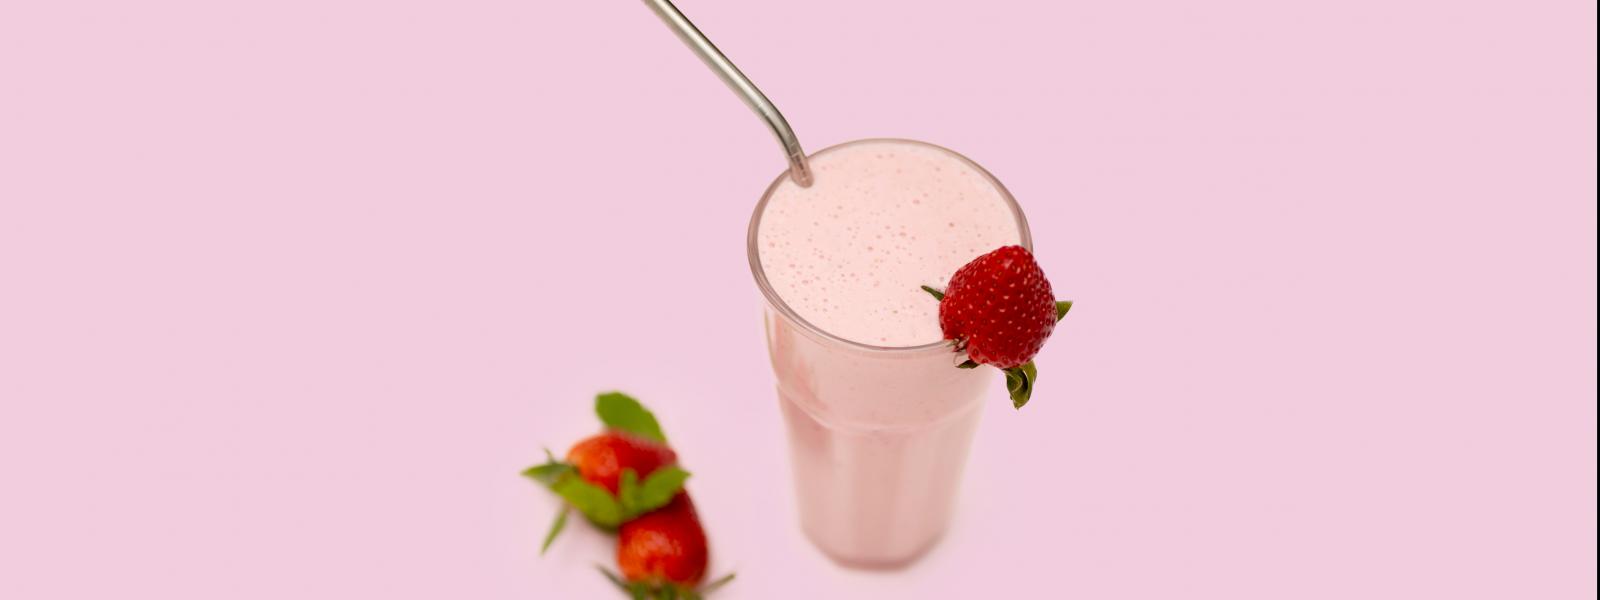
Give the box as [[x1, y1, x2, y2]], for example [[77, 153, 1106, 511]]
[[601, 566, 735, 600], [922, 245, 1072, 409], [521, 392, 691, 553]]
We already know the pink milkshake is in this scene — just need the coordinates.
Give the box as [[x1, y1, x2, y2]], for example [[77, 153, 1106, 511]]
[[748, 138, 1029, 566]]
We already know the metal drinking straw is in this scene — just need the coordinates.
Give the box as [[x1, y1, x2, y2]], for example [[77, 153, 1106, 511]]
[[641, 0, 814, 187]]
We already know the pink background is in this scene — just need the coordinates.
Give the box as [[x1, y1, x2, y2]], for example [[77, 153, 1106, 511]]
[[1, 0, 1595, 598]]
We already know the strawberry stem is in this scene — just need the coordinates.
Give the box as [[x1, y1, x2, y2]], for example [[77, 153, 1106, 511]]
[[1055, 300, 1073, 321], [920, 285, 945, 301]]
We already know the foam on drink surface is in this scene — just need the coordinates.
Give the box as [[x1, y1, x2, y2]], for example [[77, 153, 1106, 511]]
[[757, 140, 1023, 347]]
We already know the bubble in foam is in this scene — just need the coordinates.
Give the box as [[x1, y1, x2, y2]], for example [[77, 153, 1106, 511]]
[[756, 140, 1021, 346]]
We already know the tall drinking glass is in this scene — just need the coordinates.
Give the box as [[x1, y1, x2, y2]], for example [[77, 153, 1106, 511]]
[[747, 139, 1030, 567]]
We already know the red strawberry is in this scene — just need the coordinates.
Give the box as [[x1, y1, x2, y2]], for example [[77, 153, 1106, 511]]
[[923, 245, 1072, 408], [523, 394, 690, 555], [566, 432, 679, 494], [524, 392, 733, 597], [617, 493, 709, 589]]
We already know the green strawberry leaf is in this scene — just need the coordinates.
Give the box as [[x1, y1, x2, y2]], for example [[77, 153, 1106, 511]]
[[656, 583, 691, 600], [1056, 300, 1074, 321], [616, 468, 644, 515], [701, 573, 736, 596], [636, 466, 690, 513], [614, 466, 691, 519], [1004, 362, 1037, 409], [956, 359, 980, 369], [596, 392, 667, 444], [540, 506, 569, 555], [920, 285, 945, 301], [552, 475, 624, 527], [521, 462, 571, 485], [522, 449, 575, 486], [600, 564, 717, 600], [597, 565, 627, 588], [598, 566, 649, 600]]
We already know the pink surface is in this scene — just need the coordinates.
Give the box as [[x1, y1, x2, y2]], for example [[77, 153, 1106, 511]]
[[0, 0, 1594, 598]]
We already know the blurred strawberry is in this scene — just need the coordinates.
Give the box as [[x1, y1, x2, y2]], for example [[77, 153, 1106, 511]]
[[618, 493, 708, 587], [523, 393, 690, 553], [566, 432, 678, 494], [599, 493, 735, 600]]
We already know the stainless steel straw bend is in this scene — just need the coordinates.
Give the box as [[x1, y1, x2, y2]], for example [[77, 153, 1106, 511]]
[[641, 0, 814, 187]]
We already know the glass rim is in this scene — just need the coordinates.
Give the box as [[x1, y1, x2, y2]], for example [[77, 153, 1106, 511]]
[[746, 137, 1034, 355]]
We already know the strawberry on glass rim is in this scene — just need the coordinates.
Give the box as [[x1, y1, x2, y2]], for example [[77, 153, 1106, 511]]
[[921, 245, 1072, 408]]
